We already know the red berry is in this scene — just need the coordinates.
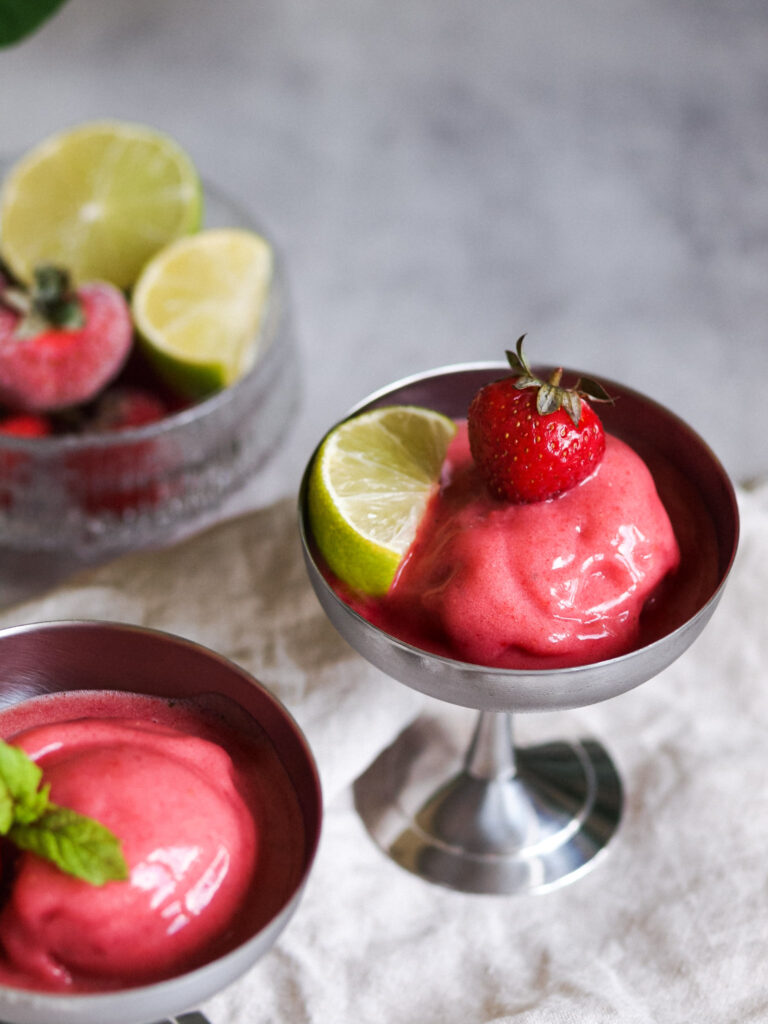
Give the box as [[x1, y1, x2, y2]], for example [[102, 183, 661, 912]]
[[89, 387, 169, 432], [66, 387, 173, 515], [0, 412, 54, 510], [467, 337, 611, 504], [0, 267, 133, 413], [0, 412, 53, 438]]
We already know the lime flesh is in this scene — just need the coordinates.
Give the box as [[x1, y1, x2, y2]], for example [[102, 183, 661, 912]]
[[131, 228, 273, 399], [308, 405, 457, 596], [0, 120, 202, 289]]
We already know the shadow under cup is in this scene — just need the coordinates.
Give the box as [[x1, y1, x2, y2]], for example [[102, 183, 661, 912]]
[[0, 620, 322, 1024]]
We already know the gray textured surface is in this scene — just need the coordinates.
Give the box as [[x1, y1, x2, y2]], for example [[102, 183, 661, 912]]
[[0, 0, 765, 597]]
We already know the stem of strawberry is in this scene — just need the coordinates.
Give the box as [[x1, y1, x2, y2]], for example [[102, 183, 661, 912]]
[[0, 264, 84, 337]]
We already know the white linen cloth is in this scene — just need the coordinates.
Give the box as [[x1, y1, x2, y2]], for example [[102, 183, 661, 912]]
[[0, 485, 766, 1024]]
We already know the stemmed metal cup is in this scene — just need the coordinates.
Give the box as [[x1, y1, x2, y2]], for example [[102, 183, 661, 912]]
[[299, 363, 739, 895]]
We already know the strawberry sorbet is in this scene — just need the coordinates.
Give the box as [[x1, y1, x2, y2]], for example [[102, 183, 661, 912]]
[[342, 422, 681, 669], [0, 691, 306, 993]]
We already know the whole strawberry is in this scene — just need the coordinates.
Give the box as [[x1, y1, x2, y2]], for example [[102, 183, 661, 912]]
[[468, 335, 612, 503], [0, 265, 132, 413]]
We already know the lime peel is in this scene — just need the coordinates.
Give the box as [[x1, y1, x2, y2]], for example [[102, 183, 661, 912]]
[[308, 405, 457, 596]]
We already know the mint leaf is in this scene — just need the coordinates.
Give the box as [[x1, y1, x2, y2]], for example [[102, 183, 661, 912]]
[[0, 0, 69, 47], [0, 782, 13, 834], [0, 741, 49, 826], [0, 739, 128, 885], [0, 739, 43, 801], [10, 805, 129, 886]]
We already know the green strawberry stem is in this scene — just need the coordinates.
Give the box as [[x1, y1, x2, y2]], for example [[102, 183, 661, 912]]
[[505, 334, 613, 426], [0, 264, 85, 337]]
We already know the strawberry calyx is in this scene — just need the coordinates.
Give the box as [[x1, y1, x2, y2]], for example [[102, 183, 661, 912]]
[[0, 265, 85, 339], [506, 333, 613, 427]]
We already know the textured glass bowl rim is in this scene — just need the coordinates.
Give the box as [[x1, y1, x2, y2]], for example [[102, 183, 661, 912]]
[[0, 159, 285, 455]]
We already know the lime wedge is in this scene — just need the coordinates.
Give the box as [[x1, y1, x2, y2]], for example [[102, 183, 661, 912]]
[[0, 120, 201, 289], [308, 405, 457, 596], [131, 228, 273, 398]]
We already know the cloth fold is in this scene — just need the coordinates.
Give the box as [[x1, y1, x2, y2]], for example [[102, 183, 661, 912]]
[[0, 485, 765, 1023], [0, 497, 423, 802]]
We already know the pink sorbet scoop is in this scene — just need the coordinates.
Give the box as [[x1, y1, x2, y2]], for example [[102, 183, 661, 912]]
[[0, 717, 257, 988], [357, 423, 681, 669]]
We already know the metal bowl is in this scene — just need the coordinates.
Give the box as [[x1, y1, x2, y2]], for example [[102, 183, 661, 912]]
[[299, 362, 740, 713], [0, 620, 322, 1024]]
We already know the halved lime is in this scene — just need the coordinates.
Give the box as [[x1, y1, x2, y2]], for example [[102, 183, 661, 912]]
[[131, 228, 273, 398], [308, 405, 457, 596], [0, 120, 202, 289]]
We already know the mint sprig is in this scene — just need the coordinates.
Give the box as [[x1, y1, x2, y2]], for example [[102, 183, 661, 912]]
[[0, 739, 129, 885]]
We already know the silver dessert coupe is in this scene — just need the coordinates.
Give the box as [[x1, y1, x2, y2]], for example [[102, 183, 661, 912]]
[[0, 621, 322, 1024], [299, 362, 739, 896]]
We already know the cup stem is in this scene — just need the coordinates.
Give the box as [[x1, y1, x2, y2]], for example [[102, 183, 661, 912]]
[[464, 710, 516, 781], [354, 705, 623, 893]]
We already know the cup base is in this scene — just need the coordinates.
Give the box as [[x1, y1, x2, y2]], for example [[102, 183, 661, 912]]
[[353, 712, 622, 895]]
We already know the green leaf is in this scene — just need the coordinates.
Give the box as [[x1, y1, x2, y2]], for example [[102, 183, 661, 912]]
[[0, 739, 128, 885], [0, 740, 43, 813], [505, 333, 530, 376], [0, 781, 13, 834], [9, 804, 129, 886], [0, 738, 50, 825], [536, 383, 563, 416], [577, 375, 613, 404], [11, 782, 50, 825], [0, 0, 69, 47], [560, 390, 582, 426]]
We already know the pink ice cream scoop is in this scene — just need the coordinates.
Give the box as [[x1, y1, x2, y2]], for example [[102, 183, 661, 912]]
[[0, 717, 257, 990], [354, 423, 681, 669]]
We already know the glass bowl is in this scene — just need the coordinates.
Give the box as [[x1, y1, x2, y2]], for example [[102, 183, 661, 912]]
[[0, 171, 298, 560], [0, 619, 322, 1024]]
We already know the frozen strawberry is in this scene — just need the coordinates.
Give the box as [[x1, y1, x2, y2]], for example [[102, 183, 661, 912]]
[[67, 387, 176, 515], [0, 412, 53, 437], [0, 412, 54, 509], [0, 266, 133, 413], [468, 335, 612, 503], [88, 387, 169, 432]]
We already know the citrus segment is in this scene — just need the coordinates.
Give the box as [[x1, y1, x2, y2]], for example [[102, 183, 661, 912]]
[[131, 228, 273, 398], [0, 120, 201, 289], [308, 406, 457, 596]]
